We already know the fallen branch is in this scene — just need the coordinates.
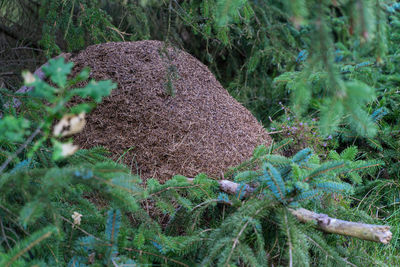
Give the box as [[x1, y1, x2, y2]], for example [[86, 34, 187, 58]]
[[187, 178, 392, 244], [289, 208, 392, 244]]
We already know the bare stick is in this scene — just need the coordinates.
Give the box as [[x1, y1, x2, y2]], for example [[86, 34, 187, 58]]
[[186, 178, 254, 198], [187, 178, 392, 244], [289, 208, 392, 244]]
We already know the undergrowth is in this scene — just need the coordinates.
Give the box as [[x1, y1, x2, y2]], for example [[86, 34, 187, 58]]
[[2, 0, 400, 266], [0, 57, 397, 266]]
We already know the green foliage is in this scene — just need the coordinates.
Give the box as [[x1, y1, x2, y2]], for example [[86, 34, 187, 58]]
[[236, 146, 357, 206], [72, 80, 116, 103], [193, 144, 388, 266], [38, 0, 123, 56], [1, 61, 388, 265], [0, 116, 30, 142], [332, 6, 400, 178], [2, 0, 400, 265], [215, 0, 247, 27], [274, 66, 378, 137], [0, 226, 58, 267], [5, 0, 389, 134], [325, 9, 400, 258], [42, 58, 74, 87], [268, 104, 337, 157], [0, 57, 116, 165]]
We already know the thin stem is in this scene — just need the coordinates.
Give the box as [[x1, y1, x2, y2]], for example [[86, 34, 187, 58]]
[[225, 208, 262, 266], [305, 235, 357, 267], [284, 211, 293, 267], [0, 217, 12, 250]]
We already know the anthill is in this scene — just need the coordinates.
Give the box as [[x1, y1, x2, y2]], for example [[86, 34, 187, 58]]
[[67, 40, 271, 182]]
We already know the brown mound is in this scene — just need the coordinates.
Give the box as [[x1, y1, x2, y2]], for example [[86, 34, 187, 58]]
[[69, 40, 271, 182]]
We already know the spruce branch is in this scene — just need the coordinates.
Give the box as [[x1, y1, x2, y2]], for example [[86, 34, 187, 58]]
[[225, 208, 263, 266], [123, 247, 189, 267], [0, 125, 42, 174], [304, 235, 357, 267], [189, 178, 393, 244]]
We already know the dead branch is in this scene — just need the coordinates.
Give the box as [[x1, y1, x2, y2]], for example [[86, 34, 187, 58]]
[[289, 208, 392, 244], [187, 178, 392, 244]]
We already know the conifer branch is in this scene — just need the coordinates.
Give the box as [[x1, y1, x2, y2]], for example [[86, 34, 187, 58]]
[[304, 235, 357, 267], [193, 178, 393, 244], [225, 207, 263, 266], [123, 247, 189, 267], [0, 125, 42, 174]]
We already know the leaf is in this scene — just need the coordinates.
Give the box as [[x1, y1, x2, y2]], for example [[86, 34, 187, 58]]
[[315, 181, 352, 194], [235, 183, 249, 200], [134, 231, 145, 248], [68, 256, 89, 267], [75, 236, 96, 252], [247, 53, 260, 74], [74, 168, 94, 179], [9, 159, 31, 174], [71, 80, 117, 103], [69, 67, 91, 86], [234, 170, 258, 183], [273, 72, 298, 85], [305, 161, 346, 181], [28, 78, 58, 102], [111, 173, 141, 192], [344, 104, 377, 137], [328, 150, 340, 160], [1, 226, 57, 266], [253, 145, 267, 159], [0, 116, 30, 142], [146, 178, 160, 191], [342, 81, 377, 137], [344, 81, 375, 102], [42, 57, 74, 88], [218, 192, 230, 203], [69, 103, 95, 114], [293, 189, 321, 202]]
